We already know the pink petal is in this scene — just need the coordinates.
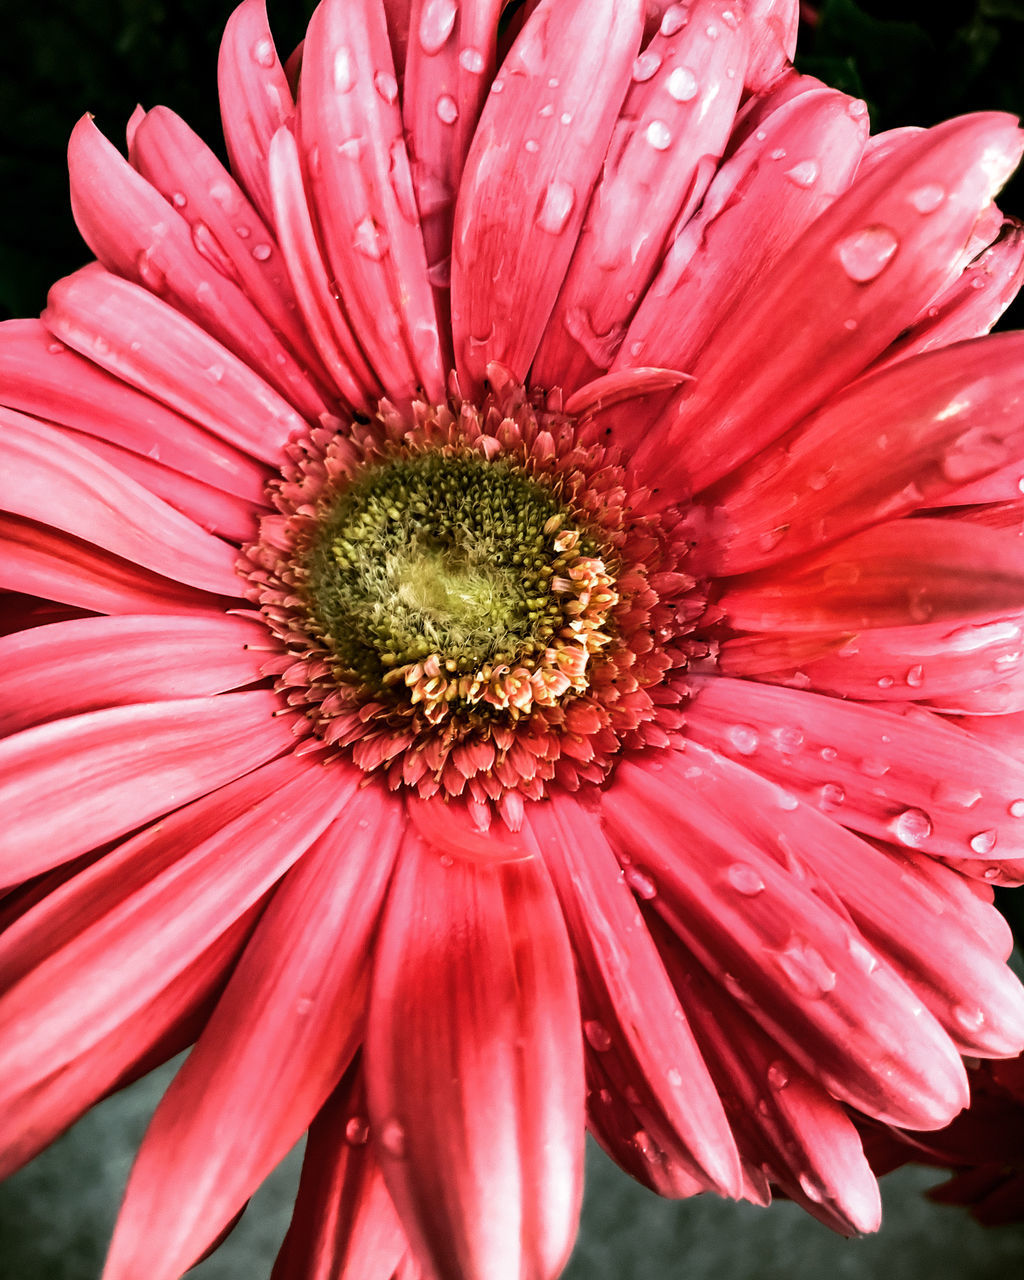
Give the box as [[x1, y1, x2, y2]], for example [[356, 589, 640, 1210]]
[[603, 752, 969, 1129], [217, 0, 295, 228], [528, 797, 742, 1197], [683, 675, 1024, 861], [402, 0, 504, 294], [67, 115, 329, 421], [629, 112, 1024, 496], [0, 755, 350, 1103], [743, 0, 799, 94], [0, 409, 241, 596], [531, 0, 747, 392], [717, 518, 1024, 632], [653, 923, 882, 1236], [103, 789, 404, 1280], [128, 105, 335, 397], [0, 514, 221, 618], [451, 0, 645, 389], [43, 265, 307, 466], [697, 333, 1024, 575], [267, 126, 382, 407], [0, 319, 269, 504], [0, 613, 267, 737], [614, 86, 867, 399], [0, 691, 296, 884], [366, 824, 584, 1280], [297, 0, 445, 402], [271, 1066, 407, 1280]]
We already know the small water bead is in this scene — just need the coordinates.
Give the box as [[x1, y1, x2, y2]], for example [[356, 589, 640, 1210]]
[[625, 867, 658, 899], [459, 47, 485, 74], [633, 49, 662, 82], [666, 1067, 684, 1088], [252, 37, 276, 68], [436, 94, 459, 124], [646, 120, 673, 151], [46, 341, 66, 355], [909, 182, 945, 213], [379, 1119, 408, 1158], [705, 22, 719, 38], [524, 139, 540, 154], [419, 0, 459, 55], [721, 8, 739, 26], [836, 224, 900, 283], [725, 863, 765, 896], [784, 159, 819, 188], [1010, 799, 1024, 818], [353, 216, 389, 260], [725, 723, 759, 755], [374, 71, 399, 104], [171, 191, 188, 208], [889, 807, 933, 847], [969, 829, 998, 855], [847, 98, 868, 118], [905, 664, 924, 688], [251, 243, 272, 261], [666, 66, 699, 102], [776, 937, 838, 999], [767, 1062, 790, 1090], [235, 224, 251, 239], [820, 783, 845, 808], [770, 147, 786, 161], [536, 179, 575, 234], [334, 47, 356, 92], [584, 1020, 613, 1052], [344, 1116, 370, 1145], [983, 866, 1001, 881]]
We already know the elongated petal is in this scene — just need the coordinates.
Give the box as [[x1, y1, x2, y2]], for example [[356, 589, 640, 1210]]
[[532, 0, 746, 392], [104, 789, 404, 1280], [697, 333, 1024, 575], [68, 115, 328, 420], [218, 0, 295, 226], [528, 797, 742, 1197], [683, 675, 1024, 860], [744, 0, 799, 94], [0, 320, 268, 503], [603, 752, 969, 1128], [0, 613, 267, 736], [272, 1066, 407, 1280], [0, 409, 241, 596], [43, 265, 306, 467], [615, 86, 867, 392], [0, 692, 295, 884], [630, 112, 1024, 496], [366, 824, 584, 1280], [298, 0, 445, 402], [451, 0, 645, 388]]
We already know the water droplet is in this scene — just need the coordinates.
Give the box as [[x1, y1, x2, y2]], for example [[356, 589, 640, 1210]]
[[379, 1118, 407, 1158], [819, 746, 838, 762], [776, 937, 837, 999], [438, 852, 454, 867], [646, 120, 673, 151], [770, 147, 787, 161], [721, 8, 739, 27], [705, 22, 720, 38], [932, 780, 981, 809], [725, 723, 759, 755], [785, 159, 819, 188], [536, 180, 575, 235], [1010, 799, 1024, 818], [252, 37, 276, 68], [344, 1115, 370, 1145], [953, 1004, 985, 1033], [459, 47, 485, 74], [374, 70, 399, 104], [419, 0, 458, 54], [633, 49, 662, 82], [847, 99, 868, 119], [46, 341, 65, 355], [171, 191, 187, 208], [726, 863, 765, 896], [848, 937, 880, 974], [767, 1061, 790, 1090], [333, 48, 356, 93], [909, 182, 945, 213], [666, 1066, 684, 1087], [889, 807, 933, 847], [772, 726, 804, 753], [969, 829, 998, 854], [983, 865, 1001, 881], [836, 224, 899, 283], [353, 216, 389, 260], [660, 4, 688, 36], [251, 242, 272, 261], [904, 664, 924, 688], [436, 94, 459, 124], [798, 1173, 826, 1205], [666, 66, 699, 102], [584, 1020, 613, 1051], [820, 783, 845, 808], [625, 867, 657, 900], [524, 139, 540, 154]]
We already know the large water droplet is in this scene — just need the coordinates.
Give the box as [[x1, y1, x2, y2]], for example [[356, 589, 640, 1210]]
[[252, 37, 276, 69], [660, 4, 688, 36], [836, 224, 900, 283], [584, 1019, 613, 1051], [725, 723, 759, 756], [436, 93, 459, 124], [776, 937, 837, 999], [334, 47, 356, 92], [667, 66, 699, 102], [889, 807, 933, 847], [419, 0, 459, 55], [646, 120, 673, 151], [969, 829, 998, 854], [909, 182, 945, 213], [536, 180, 575, 235], [725, 863, 765, 896], [785, 159, 819, 188]]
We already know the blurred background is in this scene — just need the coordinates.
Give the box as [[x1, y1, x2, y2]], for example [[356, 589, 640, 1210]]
[[1, 1, 1024, 1276]]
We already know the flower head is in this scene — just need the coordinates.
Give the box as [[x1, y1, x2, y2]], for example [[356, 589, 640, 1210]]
[[2, 1, 1024, 1277]]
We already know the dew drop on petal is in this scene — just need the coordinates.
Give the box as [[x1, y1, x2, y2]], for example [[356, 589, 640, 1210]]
[[251, 242, 272, 261], [334, 47, 356, 92], [847, 98, 868, 118], [436, 93, 459, 124], [798, 1173, 827, 1205], [524, 139, 540, 154], [459, 47, 485, 74], [625, 866, 658, 899], [667, 66, 699, 102], [785, 159, 819, 188], [969, 829, 998, 854], [646, 120, 673, 151], [379, 1119, 408, 1158], [419, 0, 459, 55], [344, 1115, 370, 1145], [666, 1066, 684, 1087], [353, 216, 389, 260], [725, 863, 765, 896], [836, 225, 900, 282], [953, 1004, 986, 1033], [252, 37, 275, 69], [909, 182, 945, 213], [776, 937, 837, 999], [633, 49, 662, 82], [725, 723, 759, 755], [661, 4, 688, 36], [889, 807, 933, 847], [536, 179, 575, 234], [584, 1020, 613, 1051], [820, 782, 845, 808], [374, 70, 399, 104], [1010, 799, 1024, 818], [171, 191, 187, 208]]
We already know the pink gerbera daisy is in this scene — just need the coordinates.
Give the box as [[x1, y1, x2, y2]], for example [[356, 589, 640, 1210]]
[[2, 1, 1024, 1277]]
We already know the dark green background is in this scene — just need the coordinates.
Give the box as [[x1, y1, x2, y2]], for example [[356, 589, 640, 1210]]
[[2, 0, 1024, 1276]]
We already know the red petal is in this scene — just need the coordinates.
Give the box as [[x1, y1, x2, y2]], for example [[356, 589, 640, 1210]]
[[366, 825, 584, 1280], [744, 0, 799, 94], [451, 0, 645, 389], [103, 789, 404, 1280]]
